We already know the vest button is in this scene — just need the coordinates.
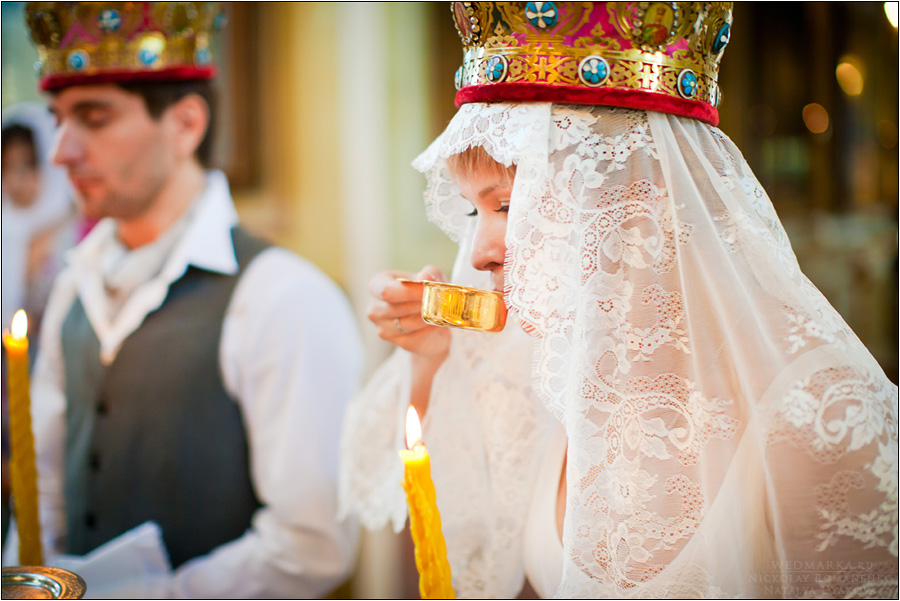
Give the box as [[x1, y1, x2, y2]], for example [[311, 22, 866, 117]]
[[96, 400, 109, 415], [85, 512, 97, 528], [89, 451, 102, 471]]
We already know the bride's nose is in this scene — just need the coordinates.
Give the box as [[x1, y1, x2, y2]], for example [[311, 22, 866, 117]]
[[471, 217, 506, 273]]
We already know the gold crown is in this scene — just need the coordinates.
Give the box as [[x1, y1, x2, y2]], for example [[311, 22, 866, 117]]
[[452, 2, 733, 125], [26, 2, 224, 91]]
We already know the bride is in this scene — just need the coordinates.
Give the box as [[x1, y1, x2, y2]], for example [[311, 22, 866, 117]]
[[340, 3, 898, 598]]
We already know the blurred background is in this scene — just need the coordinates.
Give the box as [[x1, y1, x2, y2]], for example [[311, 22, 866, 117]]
[[2, 2, 897, 598]]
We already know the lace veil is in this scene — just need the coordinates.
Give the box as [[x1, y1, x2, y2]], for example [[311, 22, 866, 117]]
[[340, 102, 898, 598]]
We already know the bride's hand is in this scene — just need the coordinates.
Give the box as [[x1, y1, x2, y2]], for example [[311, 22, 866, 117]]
[[367, 265, 450, 360], [368, 265, 450, 418]]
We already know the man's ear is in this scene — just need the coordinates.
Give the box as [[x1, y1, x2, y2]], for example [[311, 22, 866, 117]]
[[167, 93, 210, 161]]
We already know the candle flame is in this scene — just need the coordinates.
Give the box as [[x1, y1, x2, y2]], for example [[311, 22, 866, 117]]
[[11, 310, 28, 339], [406, 406, 423, 450]]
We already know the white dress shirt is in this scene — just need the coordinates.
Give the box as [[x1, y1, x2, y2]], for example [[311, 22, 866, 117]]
[[9, 171, 364, 598]]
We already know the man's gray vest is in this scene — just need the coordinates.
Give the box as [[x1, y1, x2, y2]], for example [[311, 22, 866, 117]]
[[61, 228, 268, 568]]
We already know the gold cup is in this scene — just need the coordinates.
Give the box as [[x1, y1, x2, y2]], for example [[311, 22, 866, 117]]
[[399, 279, 507, 333]]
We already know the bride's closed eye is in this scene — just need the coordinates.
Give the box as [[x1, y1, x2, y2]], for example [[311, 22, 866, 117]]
[[467, 203, 509, 217]]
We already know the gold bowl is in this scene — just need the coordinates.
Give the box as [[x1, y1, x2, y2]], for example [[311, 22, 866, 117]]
[[2, 566, 86, 599], [399, 279, 507, 333]]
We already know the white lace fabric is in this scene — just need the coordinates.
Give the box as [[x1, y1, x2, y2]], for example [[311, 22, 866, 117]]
[[340, 103, 898, 599]]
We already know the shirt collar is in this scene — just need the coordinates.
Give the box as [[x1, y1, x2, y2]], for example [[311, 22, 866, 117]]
[[164, 170, 239, 276], [67, 170, 239, 277]]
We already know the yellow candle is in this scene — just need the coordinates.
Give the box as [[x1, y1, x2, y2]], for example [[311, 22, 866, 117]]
[[4, 310, 43, 566], [399, 406, 454, 599]]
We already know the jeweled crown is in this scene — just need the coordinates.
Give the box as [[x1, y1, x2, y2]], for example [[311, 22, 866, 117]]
[[25, 2, 224, 91], [452, 2, 733, 125]]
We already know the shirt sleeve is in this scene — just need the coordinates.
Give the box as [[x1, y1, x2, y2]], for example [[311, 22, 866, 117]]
[[168, 247, 364, 598]]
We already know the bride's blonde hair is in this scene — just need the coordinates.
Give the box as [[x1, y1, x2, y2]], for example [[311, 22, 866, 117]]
[[446, 145, 516, 183]]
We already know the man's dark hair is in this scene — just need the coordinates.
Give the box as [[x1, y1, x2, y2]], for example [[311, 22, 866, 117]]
[[118, 79, 217, 168], [1, 124, 38, 167]]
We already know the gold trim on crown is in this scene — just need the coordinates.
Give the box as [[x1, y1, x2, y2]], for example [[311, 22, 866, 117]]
[[452, 2, 733, 115], [26, 2, 224, 89]]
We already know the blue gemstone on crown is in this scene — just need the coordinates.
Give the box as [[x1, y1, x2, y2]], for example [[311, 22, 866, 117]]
[[578, 56, 610, 87], [98, 9, 121, 32], [677, 69, 698, 99], [486, 56, 508, 83], [139, 48, 159, 65], [525, 2, 558, 30], [67, 50, 89, 71], [195, 47, 211, 65], [713, 23, 730, 54]]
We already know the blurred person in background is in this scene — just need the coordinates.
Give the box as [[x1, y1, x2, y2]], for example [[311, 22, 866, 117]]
[[3, 2, 363, 598], [2, 102, 74, 342]]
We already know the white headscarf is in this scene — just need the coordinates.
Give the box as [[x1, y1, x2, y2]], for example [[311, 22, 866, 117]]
[[340, 103, 898, 598], [2, 102, 71, 328]]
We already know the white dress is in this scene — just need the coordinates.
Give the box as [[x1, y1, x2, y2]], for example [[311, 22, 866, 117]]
[[523, 423, 566, 598], [341, 103, 898, 599]]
